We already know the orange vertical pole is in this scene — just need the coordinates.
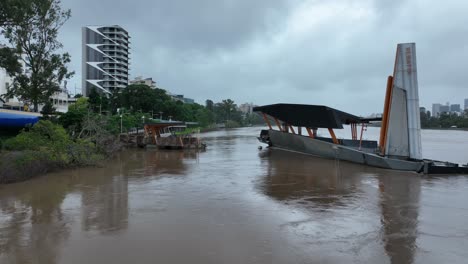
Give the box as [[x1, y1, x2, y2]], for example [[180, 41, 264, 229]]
[[352, 123, 358, 140], [353, 124, 357, 140], [328, 128, 339, 144], [273, 118, 282, 131], [306, 128, 314, 138], [262, 113, 273, 130], [355, 124, 357, 139], [289, 125, 296, 134], [379, 76, 394, 154]]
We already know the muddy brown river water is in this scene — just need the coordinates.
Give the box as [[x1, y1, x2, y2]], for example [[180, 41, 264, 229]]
[[1, 127, 468, 264]]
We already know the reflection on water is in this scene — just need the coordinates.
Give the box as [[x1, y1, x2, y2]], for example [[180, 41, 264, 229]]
[[0, 127, 467, 264], [0, 177, 71, 264], [259, 148, 422, 263], [0, 149, 198, 264], [259, 150, 366, 206], [378, 172, 420, 264]]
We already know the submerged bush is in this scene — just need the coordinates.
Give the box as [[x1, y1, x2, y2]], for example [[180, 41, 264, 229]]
[[1, 120, 106, 183], [4, 120, 70, 152], [0, 151, 57, 183]]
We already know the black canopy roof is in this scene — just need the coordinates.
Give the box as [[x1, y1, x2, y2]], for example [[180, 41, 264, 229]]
[[253, 104, 375, 129]]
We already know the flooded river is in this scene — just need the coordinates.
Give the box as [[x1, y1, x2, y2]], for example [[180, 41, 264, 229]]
[[1, 127, 468, 264]]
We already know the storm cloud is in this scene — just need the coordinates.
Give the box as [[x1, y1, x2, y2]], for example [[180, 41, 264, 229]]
[[59, 0, 468, 115]]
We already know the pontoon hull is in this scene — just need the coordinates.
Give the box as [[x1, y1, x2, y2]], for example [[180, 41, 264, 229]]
[[264, 130, 424, 172]]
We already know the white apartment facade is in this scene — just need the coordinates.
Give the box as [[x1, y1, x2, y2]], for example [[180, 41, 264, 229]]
[[82, 25, 130, 96]]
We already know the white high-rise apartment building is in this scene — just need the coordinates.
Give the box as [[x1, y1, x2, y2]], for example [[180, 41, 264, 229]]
[[82, 25, 130, 96]]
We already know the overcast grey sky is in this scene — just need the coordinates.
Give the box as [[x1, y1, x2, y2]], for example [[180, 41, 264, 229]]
[[59, 0, 468, 115]]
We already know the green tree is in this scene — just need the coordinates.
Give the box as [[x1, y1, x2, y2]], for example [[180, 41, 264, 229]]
[[88, 87, 109, 113], [40, 100, 56, 119], [0, 0, 33, 27], [0, 46, 22, 77], [2, 0, 73, 112], [212, 99, 243, 124], [195, 108, 214, 127], [59, 97, 89, 134], [420, 110, 429, 128], [0, 0, 33, 76], [244, 112, 263, 125], [113, 84, 158, 113], [221, 99, 236, 120]]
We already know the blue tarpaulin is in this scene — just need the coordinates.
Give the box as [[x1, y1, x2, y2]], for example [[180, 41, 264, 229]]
[[0, 112, 39, 127]]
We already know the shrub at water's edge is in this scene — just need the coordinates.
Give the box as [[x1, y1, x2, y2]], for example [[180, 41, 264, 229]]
[[0, 120, 106, 184]]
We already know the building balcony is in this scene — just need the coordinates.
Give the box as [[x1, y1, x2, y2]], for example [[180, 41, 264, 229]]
[[105, 72, 128, 78], [102, 66, 127, 71], [102, 49, 129, 55]]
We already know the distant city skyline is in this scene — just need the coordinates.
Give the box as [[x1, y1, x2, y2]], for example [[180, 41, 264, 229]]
[[430, 99, 467, 117]]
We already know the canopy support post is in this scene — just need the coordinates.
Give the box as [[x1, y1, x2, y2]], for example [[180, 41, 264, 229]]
[[273, 118, 282, 131], [328, 128, 339, 144], [262, 113, 272, 130], [289, 125, 296, 134], [306, 128, 314, 138], [351, 123, 358, 140]]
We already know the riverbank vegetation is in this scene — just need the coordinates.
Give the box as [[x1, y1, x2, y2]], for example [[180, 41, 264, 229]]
[[1, 0, 264, 183], [420, 111, 468, 129], [0, 120, 104, 183], [0, 92, 261, 183]]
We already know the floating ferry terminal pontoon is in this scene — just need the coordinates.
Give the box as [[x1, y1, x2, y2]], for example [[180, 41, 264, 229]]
[[254, 43, 468, 174]]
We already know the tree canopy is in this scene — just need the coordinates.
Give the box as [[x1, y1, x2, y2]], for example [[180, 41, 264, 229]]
[[1, 0, 73, 112]]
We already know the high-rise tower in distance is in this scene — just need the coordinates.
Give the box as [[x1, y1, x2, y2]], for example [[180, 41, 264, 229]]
[[82, 25, 130, 96]]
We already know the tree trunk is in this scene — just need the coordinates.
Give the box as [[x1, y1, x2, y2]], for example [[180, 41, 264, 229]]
[[33, 101, 38, 112]]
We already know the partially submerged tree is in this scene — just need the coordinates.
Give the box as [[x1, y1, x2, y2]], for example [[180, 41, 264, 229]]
[[2, 0, 73, 112]]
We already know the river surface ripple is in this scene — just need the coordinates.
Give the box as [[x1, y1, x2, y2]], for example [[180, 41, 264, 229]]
[[1, 127, 468, 264]]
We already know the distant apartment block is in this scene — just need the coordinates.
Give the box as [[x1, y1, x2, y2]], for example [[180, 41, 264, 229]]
[[46, 88, 77, 113], [439, 105, 450, 114], [82, 25, 130, 96], [168, 94, 194, 104], [432, 103, 441, 117], [465, 98, 468, 110], [239, 103, 255, 114], [129, 76, 156, 89], [450, 104, 461, 112]]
